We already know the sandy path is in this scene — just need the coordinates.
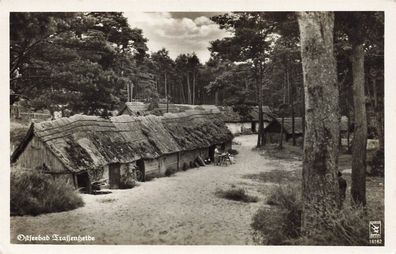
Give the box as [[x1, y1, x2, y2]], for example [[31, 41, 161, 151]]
[[11, 135, 299, 245]]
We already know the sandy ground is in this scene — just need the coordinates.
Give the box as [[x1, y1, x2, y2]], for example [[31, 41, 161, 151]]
[[11, 135, 300, 245]]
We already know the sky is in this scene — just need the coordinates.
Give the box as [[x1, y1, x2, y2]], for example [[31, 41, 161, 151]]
[[124, 12, 231, 63]]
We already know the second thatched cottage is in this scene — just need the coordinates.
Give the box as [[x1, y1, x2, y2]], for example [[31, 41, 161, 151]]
[[11, 111, 233, 192]]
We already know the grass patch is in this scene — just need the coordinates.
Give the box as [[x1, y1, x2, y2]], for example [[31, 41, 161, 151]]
[[261, 143, 303, 161], [216, 187, 258, 203], [252, 184, 302, 244], [11, 170, 84, 216], [244, 169, 301, 184], [98, 198, 116, 203], [266, 184, 301, 206], [252, 183, 372, 245]]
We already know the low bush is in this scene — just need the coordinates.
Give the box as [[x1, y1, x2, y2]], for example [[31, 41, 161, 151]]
[[228, 149, 239, 155], [11, 170, 84, 216], [292, 204, 369, 246], [165, 167, 177, 177], [119, 170, 137, 189], [252, 184, 370, 245], [216, 187, 258, 203], [98, 198, 116, 203], [252, 184, 301, 244], [368, 149, 384, 177]]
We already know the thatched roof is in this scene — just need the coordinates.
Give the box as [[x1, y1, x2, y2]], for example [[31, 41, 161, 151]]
[[274, 117, 304, 135], [162, 110, 232, 151], [119, 102, 221, 116], [217, 106, 274, 123], [11, 111, 232, 173], [120, 102, 275, 124], [269, 116, 349, 135]]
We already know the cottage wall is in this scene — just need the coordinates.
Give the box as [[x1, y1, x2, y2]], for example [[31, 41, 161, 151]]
[[15, 136, 69, 173], [14, 137, 75, 187], [179, 148, 209, 170], [144, 158, 161, 177], [159, 153, 179, 175]]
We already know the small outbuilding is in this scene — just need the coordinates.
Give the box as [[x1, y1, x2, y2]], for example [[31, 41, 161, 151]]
[[11, 111, 233, 192], [264, 117, 304, 143]]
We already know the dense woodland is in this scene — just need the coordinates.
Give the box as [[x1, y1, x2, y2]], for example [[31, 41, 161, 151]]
[[10, 12, 384, 241]]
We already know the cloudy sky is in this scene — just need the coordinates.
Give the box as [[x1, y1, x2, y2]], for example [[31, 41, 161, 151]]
[[124, 12, 231, 63]]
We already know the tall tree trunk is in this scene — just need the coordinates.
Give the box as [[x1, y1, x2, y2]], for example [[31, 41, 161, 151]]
[[287, 68, 296, 146], [180, 80, 186, 104], [302, 85, 305, 149], [279, 115, 284, 149], [347, 112, 351, 152], [215, 90, 219, 105], [260, 66, 266, 146], [192, 70, 196, 105], [371, 76, 384, 151], [164, 72, 168, 113], [297, 11, 340, 235], [257, 70, 264, 148], [186, 73, 191, 104], [351, 42, 367, 206]]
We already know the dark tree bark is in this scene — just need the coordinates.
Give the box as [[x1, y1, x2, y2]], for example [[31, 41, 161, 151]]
[[186, 73, 192, 104], [302, 84, 305, 149], [287, 68, 296, 146], [347, 113, 351, 151], [351, 42, 367, 206], [297, 11, 340, 234], [192, 70, 196, 105], [164, 72, 168, 113], [256, 65, 265, 148], [370, 74, 384, 151], [180, 80, 186, 104], [279, 115, 284, 149]]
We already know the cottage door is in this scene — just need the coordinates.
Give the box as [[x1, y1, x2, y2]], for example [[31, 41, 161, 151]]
[[109, 163, 121, 189]]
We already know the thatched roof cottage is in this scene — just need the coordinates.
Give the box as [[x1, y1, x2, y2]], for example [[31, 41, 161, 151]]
[[264, 116, 350, 143], [11, 111, 233, 192], [119, 102, 220, 116], [264, 117, 304, 143], [119, 102, 275, 135], [217, 106, 275, 134]]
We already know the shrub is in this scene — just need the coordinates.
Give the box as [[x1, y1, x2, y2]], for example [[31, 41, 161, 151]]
[[252, 184, 370, 245], [228, 149, 239, 155], [11, 171, 84, 216], [291, 204, 369, 246], [98, 198, 116, 203], [369, 149, 384, 177], [252, 184, 301, 244], [216, 187, 258, 203], [119, 170, 137, 189], [165, 167, 177, 177]]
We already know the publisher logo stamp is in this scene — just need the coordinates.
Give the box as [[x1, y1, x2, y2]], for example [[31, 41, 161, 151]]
[[369, 221, 382, 245]]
